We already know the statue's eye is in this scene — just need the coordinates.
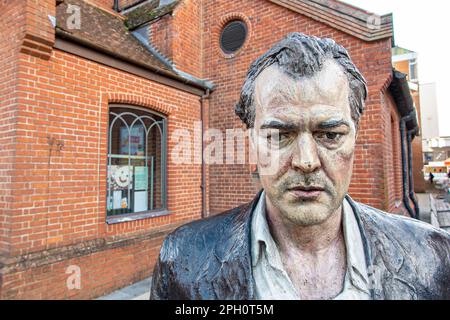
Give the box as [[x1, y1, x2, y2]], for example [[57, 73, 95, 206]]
[[315, 132, 345, 147], [266, 131, 292, 146], [326, 132, 339, 140]]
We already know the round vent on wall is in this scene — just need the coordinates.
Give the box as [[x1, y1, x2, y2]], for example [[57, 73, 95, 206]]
[[220, 20, 248, 55]]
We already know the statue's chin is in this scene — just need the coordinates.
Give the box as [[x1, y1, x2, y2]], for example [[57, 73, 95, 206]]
[[280, 203, 334, 226]]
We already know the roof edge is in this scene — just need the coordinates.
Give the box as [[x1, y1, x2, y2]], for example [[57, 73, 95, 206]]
[[389, 69, 419, 134], [268, 0, 394, 42]]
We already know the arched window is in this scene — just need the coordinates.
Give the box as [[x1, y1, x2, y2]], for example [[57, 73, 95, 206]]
[[107, 105, 167, 219]]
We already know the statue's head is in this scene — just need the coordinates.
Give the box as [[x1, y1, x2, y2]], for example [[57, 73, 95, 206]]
[[236, 32, 368, 226]]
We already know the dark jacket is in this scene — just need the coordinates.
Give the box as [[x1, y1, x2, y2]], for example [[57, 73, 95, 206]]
[[150, 192, 450, 300]]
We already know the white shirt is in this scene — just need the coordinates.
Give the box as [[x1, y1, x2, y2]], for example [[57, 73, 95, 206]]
[[251, 191, 371, 300]]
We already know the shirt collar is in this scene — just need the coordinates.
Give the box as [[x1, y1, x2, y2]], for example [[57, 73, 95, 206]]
[[251, 190, 285, 270], [342, 198, 370, 293], [250, 191, 370, 294], [251, 190, 271, 266]]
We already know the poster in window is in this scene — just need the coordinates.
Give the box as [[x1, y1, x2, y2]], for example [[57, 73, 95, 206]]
[[108, 165, 133, 190], [113, 190, 123, 209], [134, 191, 148, 212], [120, 125, 145, 156], [134, 166, 148, 191]]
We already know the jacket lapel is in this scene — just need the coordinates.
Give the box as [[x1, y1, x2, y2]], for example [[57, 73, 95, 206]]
[[210, 191, 262, 300], [346, 196, 418, 300]]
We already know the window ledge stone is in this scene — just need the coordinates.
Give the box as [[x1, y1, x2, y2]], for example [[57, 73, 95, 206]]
[[106, 209, 170, 225]]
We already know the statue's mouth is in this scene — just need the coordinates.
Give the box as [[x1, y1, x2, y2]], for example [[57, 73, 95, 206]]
[[287, 186, 325, 200]]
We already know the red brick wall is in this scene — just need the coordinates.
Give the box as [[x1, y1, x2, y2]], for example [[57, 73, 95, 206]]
[[202, 0, 395, 213], [149, 15, 174, 61], [171, 0, 203, 77], [134, 0, 203, 77]]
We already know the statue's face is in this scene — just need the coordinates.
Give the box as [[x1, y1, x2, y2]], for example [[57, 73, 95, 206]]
[[252, 60, 357, 226]]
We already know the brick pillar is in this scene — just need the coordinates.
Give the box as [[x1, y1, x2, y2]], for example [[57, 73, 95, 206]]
[[20, 0, 56, 60], [0, 0, 55, 259]]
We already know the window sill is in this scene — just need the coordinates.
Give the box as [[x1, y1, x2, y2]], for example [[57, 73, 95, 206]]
[[106, 209, 170, 225]]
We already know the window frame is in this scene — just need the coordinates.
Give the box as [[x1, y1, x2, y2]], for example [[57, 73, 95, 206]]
[[220, 20, 248, 55], [106, 104, 169, 224], [409, 58, 418, 82]]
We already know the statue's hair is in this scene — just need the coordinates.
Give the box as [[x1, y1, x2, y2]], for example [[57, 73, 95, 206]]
[[235, 32, 368, 128]]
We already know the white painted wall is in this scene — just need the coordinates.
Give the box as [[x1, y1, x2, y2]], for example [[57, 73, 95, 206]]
[[419, 82, 440, 139]]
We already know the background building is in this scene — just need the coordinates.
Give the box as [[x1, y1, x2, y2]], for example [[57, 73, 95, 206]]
[[0, 0, 419, 299], [420, 83, 440, 141], [420, 82, 449, 166], [423, 137, 450, 167]]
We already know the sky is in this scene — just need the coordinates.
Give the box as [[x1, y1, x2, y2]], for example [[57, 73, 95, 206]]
[[340, 0, 450, 136]]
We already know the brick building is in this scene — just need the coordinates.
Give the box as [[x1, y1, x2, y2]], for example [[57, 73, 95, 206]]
[[0, 0, 419, 299]]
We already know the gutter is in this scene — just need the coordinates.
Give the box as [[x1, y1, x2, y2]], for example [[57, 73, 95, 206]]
[[113, 0, 120, 11], [200, 89, 211, 219], [407, 127, 420, 219], [400, 113, 417, 218], [389, 69, 420, 218], [131, 29, 214, 91]]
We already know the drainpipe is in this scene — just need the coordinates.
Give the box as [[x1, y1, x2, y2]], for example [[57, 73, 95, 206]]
[[407, 127, 420, 219], [200, 89, 210, 219], [400, 112, 417, 218], [113, 0, 120, 11]]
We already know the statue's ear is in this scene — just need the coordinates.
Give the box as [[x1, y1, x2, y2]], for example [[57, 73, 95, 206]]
[[353, 122, 359, 141]]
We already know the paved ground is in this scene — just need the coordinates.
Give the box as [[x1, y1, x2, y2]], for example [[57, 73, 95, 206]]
[[416, 193, 431, 223], [96, 277, 151, 300], [434, 194, 450, 232], [417, 191, 450, 232]]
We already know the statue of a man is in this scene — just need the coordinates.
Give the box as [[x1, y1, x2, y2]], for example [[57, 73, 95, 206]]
[[150, 33, 450, 300]]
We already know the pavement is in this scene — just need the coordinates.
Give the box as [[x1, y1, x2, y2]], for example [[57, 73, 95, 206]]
[[96, 277, 151, 300], [416, 192, 450, 232], [416, 193, 432, 223], [433, 194, 450, 232]]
